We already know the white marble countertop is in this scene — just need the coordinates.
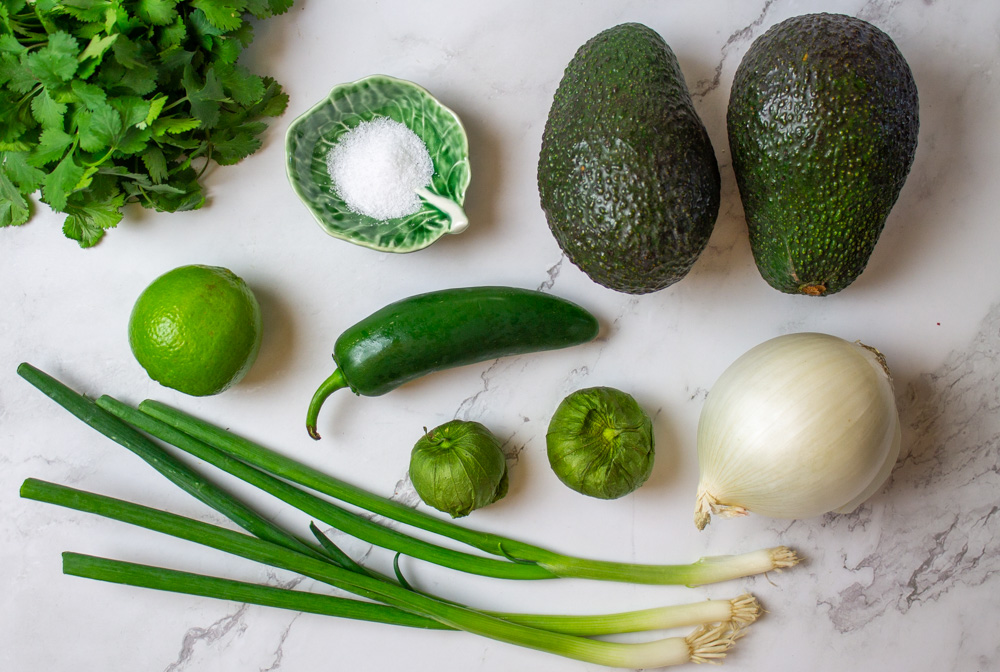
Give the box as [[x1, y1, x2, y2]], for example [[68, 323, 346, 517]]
[[3, 1, 999, 669]]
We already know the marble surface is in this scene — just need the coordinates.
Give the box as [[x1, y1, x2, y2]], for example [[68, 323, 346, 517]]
[[3, 1, 999, 670]]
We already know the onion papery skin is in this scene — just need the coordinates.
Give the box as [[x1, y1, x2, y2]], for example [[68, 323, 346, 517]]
[[694, 332, 900, 529]]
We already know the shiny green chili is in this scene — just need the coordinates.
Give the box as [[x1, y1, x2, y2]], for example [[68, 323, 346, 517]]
[[306, 286, 600, 439]]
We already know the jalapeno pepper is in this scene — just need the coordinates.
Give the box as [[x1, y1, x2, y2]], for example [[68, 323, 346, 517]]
[[306, 286, 600, 439]]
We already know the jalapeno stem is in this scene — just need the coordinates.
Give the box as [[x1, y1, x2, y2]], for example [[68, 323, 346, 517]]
[[306, 368, 349, 440]]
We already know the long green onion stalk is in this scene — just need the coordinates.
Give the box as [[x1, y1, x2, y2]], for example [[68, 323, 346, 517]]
[[62, 552, 448, 630], [64, 553, 761, 636]]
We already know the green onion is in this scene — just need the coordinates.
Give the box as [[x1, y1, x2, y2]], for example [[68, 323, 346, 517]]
[[134, 397, 799, 585], [62, 552, 447, 630], [64, 552, 761, 637], [22, 479, 742, 667]]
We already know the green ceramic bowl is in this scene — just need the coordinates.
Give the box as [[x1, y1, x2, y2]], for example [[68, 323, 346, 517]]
[[286, 75, 471, 253]]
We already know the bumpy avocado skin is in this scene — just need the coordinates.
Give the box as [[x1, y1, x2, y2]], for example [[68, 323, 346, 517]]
[[538, 23, 720, 295], [728, 13, 919, 296]]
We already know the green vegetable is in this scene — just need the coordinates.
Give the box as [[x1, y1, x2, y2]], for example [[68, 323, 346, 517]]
[[547, 387, 655, 499], [0, 0, 292, 246], [727, 13, 919, 295], [21, 362, 800, 587], [17, 364, 773, 667], [410, 420, 509, 518], [62, 554, 762, 636], [537, 23, 720, 294], [305, 286, 601, 440]]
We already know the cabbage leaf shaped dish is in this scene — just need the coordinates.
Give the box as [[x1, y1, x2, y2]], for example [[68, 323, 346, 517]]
[[286, 75, 471, 253]]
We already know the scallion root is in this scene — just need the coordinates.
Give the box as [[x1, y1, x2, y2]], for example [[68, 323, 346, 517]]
[[686, 623, 746, 665], [728, 593, 763, 628], [768, 546, 801, 570]]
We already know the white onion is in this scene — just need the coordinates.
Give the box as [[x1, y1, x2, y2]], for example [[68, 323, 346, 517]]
[[694, 332, 901, 529]]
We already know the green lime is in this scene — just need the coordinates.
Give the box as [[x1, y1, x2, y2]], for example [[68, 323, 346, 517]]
[[128, 264, 263, 396]]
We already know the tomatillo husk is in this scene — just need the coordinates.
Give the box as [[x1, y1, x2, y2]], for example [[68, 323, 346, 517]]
[[409, 420, 509, 518], [546, 387, 655, 499]]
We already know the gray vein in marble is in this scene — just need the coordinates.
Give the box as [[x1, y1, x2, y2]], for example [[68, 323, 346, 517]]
[[691, 0, 779, 101], [857, 0, 905, 28], [608, 296, 641, 336], [499, 429, 528, 465], [809, 301, 1000, 634], [260, 613, 300, 672], [158, 572, 307, 671], [454, 364, 500, 420], [537, 253, 565, 292], [164, 605, 249, 672]]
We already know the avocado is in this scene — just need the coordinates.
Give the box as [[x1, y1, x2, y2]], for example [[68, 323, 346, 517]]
[[728, 13, 919, 296], [537, 23, 720, 295]]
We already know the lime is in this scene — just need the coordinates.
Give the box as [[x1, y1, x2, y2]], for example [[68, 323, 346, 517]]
[[128, 265, 263, 396]]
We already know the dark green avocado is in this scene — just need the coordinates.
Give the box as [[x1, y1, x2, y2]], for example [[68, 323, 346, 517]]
[[728, 13, 919, 296], [537, 23, 720, 295]]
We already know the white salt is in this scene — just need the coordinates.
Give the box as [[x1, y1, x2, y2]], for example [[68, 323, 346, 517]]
[[325, 116, 434, 221]]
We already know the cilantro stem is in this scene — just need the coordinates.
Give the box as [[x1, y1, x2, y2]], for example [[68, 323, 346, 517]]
[[159, 96, 190, 114]]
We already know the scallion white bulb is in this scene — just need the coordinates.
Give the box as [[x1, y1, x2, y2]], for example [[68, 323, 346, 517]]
[[694, 332, 901, 529]]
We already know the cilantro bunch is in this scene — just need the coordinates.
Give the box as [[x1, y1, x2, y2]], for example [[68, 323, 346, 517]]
[[0, 0, 292, 247]]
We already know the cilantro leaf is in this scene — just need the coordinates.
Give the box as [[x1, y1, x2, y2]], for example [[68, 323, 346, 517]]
[[0, 89, 31, 144], [25, 31, 79, 89], [192, 0, 246, 32], [0, 168, 31, 227], [2, 151, 46, 192], [152, 116, 201, 136], [136, 165, 205, 212], [157, 15, 188, 49], [215, 62, 264, 106], [136, 0, 179, 26], [0, 35, 27, 55], [245, 0, 294, 17], [255, 76, 290, 117], [210, 35, 243, 64], [7, 53, 40, 93], [188, 8, 226, 50], [62, 188, 126, 248], [76, 101, 122, 152], [42, 153, 85, 211], [70, 79, 108, 110], [79, 33, 118, 63], [114, 125, 153, 155], [182, 64, 227, 129], [211, 126, 264, 165], [141, 145, 168, 183], [30, 88, 67, 128], [111, 96, 152, 129], [140, 94, 167, 128], [58, 0, 110, 23], [29, 127, 75, 166], [0, 52, 20, 87]]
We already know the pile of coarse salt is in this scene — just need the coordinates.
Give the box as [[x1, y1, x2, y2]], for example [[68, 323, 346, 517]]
[[326, 116, 434, 221]]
